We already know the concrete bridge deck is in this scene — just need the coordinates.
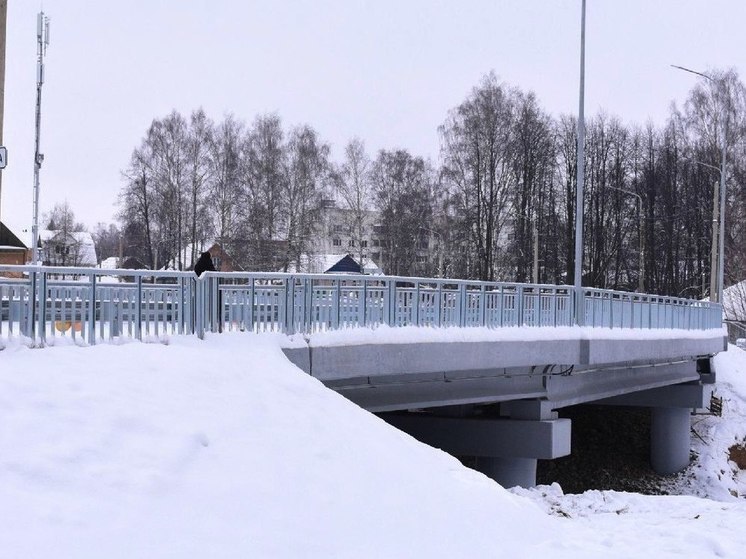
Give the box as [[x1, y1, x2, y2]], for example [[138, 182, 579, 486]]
[[285, 327, 725, 487]]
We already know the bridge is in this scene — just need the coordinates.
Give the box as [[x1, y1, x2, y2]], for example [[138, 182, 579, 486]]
[[0, 265, 726, 487]]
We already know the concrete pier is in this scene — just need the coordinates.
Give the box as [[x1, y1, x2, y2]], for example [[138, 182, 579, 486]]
[[382, 413, 571, 488], [650, 406, 692, 474]]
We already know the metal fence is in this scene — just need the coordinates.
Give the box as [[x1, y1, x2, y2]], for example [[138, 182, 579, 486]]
[[0, 265, 723, 346]]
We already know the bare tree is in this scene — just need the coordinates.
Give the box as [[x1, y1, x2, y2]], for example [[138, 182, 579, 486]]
[[333, 138, 372, 265], [371, 149, 434, 276], [440, 73, 516, 281], [185, 109, 214, 267], [282, 124, 330, 271], [208, 114, 244, 251]]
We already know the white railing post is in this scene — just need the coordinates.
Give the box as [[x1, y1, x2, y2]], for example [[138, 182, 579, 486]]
[[285, 276, 295, 335], [458, 283, 467, 327], [88, 273, 97, 344], [38, 271, 48, 346], [517, 286, 525, 326], [387, 280, 396, 326]]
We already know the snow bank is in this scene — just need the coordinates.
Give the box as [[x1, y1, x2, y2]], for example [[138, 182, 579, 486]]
[[0, 334, 555, 558], [665, 344, 746, 501], [2, 333, 746, 558]]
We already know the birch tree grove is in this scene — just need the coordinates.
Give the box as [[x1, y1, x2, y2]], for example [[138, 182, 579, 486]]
[[117, 68, 746, 300]]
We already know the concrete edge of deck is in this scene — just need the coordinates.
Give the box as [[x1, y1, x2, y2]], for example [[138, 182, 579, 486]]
[[282, 330, 727, 382]]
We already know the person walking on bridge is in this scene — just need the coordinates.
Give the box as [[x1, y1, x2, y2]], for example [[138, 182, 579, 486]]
[[194, 251, 216, 277], [194, 251, 221, 332]]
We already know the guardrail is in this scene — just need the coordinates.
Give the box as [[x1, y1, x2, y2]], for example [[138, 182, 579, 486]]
[[0, 265, 723, 346]]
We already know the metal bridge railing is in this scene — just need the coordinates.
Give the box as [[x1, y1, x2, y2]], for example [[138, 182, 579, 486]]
[[0, 265, 723, 346]]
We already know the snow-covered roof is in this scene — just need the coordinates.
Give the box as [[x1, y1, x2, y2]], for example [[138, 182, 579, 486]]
[[0, 221, 27, 249], [99, 256, 119, 270], [361, 257, 383, 275], [284, 253, 362, 274], [40, 229, 98, 266]]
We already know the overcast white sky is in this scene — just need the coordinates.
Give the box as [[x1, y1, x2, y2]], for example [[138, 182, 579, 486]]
[[1, 0, 743, 238]]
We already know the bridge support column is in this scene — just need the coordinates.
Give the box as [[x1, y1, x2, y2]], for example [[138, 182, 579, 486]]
[[650, 406, 691, 475], [472, 457, 537, 489], [381, 411, 570, 489], [596, 381, 710, 475]]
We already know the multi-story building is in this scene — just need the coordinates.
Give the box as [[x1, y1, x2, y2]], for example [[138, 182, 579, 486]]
[[313, 200, 383, 274]]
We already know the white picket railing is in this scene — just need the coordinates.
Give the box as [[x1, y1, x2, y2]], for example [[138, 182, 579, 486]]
[[0, 265, 723, 346]]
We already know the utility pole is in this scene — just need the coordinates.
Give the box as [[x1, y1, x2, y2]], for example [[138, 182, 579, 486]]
[[31, 11, 50, 264], [0, 0, 7, 221]]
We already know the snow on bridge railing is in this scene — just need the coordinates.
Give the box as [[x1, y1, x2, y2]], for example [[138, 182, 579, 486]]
[[0, 265, 723, 346]]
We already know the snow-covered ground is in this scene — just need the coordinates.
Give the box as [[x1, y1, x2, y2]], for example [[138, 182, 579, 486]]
[[1, 332, 745, 558]]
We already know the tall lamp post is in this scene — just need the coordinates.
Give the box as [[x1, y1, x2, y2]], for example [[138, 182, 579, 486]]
[[607, 186, 644, 292], [671, 64, 727, 303], [574, 0, 587, 323]]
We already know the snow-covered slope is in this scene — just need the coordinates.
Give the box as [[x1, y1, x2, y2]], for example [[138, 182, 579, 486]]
[[664, 345, 746, 500], [1, 334, 746, 558]]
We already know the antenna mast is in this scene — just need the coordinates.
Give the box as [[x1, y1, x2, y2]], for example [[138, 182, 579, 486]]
[[31, 11, 50, 264]]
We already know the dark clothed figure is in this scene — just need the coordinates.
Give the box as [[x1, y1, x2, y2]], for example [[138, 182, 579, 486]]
[[194, 251, 216, 277]]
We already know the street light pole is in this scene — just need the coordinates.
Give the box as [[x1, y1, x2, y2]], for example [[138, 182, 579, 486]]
[[671, 64, 727, 303], [574, 0, 586, 323]]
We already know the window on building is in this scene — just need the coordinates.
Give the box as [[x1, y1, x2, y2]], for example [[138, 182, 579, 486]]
[[348, 239, 355, 248], [333, 238, 341, 247], [372, 239, 380, 247], [361, 240, 368, 248]]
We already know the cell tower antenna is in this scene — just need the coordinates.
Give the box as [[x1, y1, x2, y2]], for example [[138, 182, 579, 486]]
[[31, 11, 50, 264]]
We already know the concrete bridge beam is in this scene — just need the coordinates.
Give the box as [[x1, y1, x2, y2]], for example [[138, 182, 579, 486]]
[[381, 413, 571, 488]]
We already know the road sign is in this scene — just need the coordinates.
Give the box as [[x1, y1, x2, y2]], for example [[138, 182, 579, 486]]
[[0, 147, 7, 169]]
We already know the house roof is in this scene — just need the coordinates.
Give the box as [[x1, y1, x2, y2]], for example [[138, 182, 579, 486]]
[[0, 222, 27, 249], [326, 254, 363, 274], [284, 253, 363, 274], [40, 229, 98, 266], [360, 257, 383, 275]]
